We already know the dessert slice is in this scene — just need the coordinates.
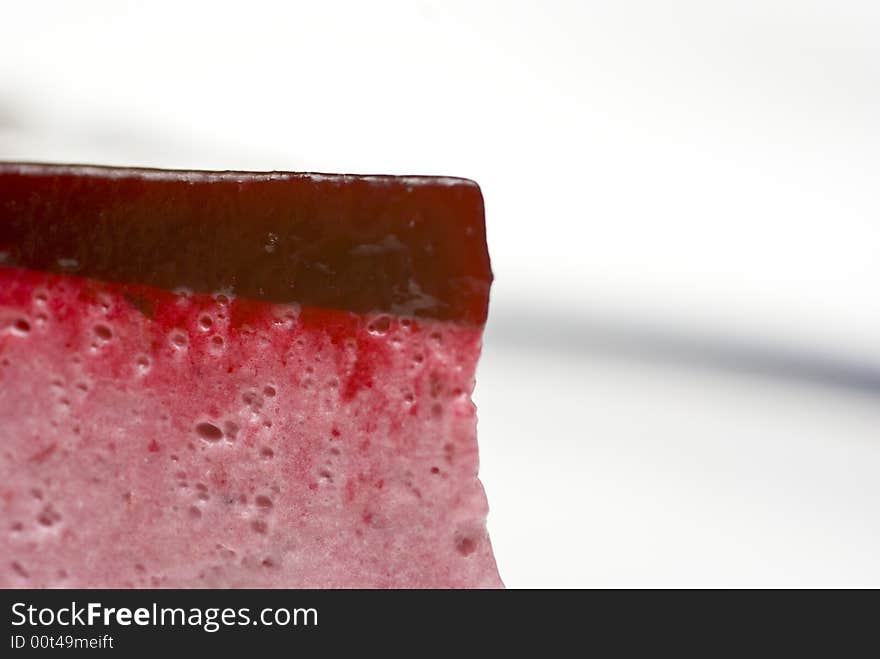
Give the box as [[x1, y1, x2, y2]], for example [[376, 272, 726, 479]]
[[0, 164, 501, 588]]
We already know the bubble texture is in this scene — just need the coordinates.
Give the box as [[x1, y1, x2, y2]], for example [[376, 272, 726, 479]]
[[0, 268, 500, 588]]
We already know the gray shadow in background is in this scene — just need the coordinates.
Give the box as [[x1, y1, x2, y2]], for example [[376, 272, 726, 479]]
[[0, 95, 26, 128], [489, 310, 880, 398], [0, 98, 27, 149]]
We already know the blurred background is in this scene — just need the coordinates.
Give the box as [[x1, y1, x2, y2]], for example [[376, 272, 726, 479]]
[[2, 0, 879, 587]]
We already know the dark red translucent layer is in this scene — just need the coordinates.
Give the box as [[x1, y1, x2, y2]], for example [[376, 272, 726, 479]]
[[0, 164, 492, 324]]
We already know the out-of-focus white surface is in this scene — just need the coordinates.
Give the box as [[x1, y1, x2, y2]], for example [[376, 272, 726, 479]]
[[2, 0, 879, 587], [478, 327, 880, 588]]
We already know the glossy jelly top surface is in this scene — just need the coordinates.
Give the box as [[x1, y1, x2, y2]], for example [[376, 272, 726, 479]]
[[0, 163, 492, 324]]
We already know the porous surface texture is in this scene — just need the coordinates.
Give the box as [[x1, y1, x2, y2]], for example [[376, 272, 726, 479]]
[[0, 165, 500, 588]]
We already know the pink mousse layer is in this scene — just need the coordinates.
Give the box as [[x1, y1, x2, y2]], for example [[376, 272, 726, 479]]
[[0, 268, 501, 588]]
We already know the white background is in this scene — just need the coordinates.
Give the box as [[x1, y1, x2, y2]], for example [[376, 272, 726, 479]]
[[2, 0, 879, 587]]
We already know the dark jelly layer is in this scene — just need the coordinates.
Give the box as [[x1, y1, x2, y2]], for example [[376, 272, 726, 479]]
[[0, 164, 492, 324]]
